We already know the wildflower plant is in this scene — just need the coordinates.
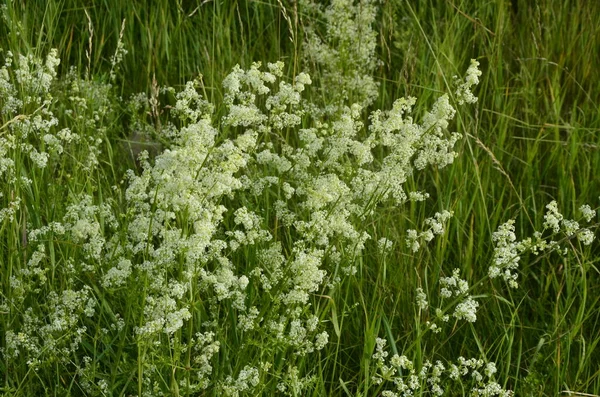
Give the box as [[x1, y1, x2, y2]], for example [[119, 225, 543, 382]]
[[489, 200, 596, 289], [372, 338, 513, 397], [3, 45, 483, 396], [2, 0, 598, 396], [106, 45, 481, 392], [0, 0, 489, 390]]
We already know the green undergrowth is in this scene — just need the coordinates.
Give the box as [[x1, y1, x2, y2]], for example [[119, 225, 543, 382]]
[[1, 0, 599, 396]]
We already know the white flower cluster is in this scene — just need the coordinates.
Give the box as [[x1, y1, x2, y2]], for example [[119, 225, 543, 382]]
[[264, 311, 329, 358], [221, 365, 260, 397], [3, 287, 94, 366], [0, 50, 59, 179], [98, 51, 481, 389], [455, 59, 483, 105], [0, 47, 117, 240], [406, 211, 453, 252], [283, 248, 326, 305], [579, 204, 596, 222], [490, 200, 596, 288], [489, 220, 521, 288], [439, 269, 479, 323], [0, 196, 20, 224], [2, 8, 487, 389], [276, 365, 316, 396], [116, 91, 256, 343], [191, 331, 221, 390], [367, 93, 461, 207], [63, 194, 117, 264], [416, 269, 479, 334], [543, 200, 563, 233], [102, 258, 132, 288], [226, 206, 272, 251], [373, 338, 513, 396], [135, 284, 193, 336], [301, 0, 380, 111], [415, 287, 428, 310], [378, 237, 394, 254], [172, 77, 214, 123]]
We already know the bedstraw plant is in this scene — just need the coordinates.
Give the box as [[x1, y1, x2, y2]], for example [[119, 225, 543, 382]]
[[1, 0, 599, 396]]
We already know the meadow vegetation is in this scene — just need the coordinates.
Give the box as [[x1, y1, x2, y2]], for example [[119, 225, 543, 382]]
[[1, 0, 599, 396]]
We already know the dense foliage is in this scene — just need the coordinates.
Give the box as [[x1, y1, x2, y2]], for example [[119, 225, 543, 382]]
[[1, 1, 599, 396]]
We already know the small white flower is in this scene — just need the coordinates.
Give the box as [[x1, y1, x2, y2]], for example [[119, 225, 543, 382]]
[[580, 204, 595, 222], [453, 296, 479, 323], [455, 59, 482, 105], [415, 288, 428, 310], [578, 229, 595, 245], [543, 201, 563, 233]]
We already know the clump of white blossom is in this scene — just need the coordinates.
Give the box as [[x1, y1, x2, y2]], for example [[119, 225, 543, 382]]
[[0, 46, 122, 374], [406, 210, 453, 252], [221, 365, 260, 397], [2, 0, 598, 391], [301, 0, 381, 112], [0, 49, 61, 180], [0, 36, 486, 392], [455, 59, 483, 105], [277, 365, 317, 396], [489, 200, 596, 288], [440, 269, 480, 323], [0, 0, 534, 392], [102, 50, 480, 392], [415, 268, 480, 334], [3, 287, 95, 368], [372, 337, 513, 396]]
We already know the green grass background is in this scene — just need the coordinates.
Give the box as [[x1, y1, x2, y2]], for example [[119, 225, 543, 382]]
[[1, 0, 599, 395]]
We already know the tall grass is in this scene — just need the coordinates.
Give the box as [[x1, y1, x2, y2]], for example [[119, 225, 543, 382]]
[[1, 0, 599, 396]]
